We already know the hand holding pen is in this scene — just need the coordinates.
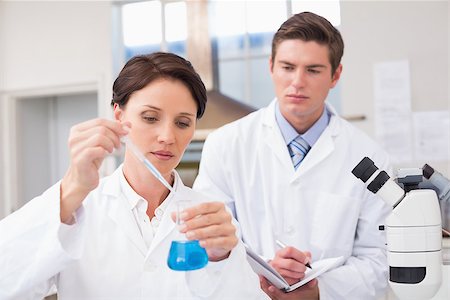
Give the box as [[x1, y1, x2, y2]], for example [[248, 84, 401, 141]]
[[276, 240, 312, 269], [268, 239, 313, 286], [260, 240, 318, 298]]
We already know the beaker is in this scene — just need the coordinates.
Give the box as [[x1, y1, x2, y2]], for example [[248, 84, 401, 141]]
[[167, 200, 208, 271]]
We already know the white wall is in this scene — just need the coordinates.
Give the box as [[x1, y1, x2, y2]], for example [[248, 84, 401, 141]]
[[0, 118, 3, 218], [0, 1, 114, 218], [16, 97, 52, 206], [51, 93, 98, 184], [340, 1, 449, 175], [0, 2, 6, 219], [0, 1, 113, 96], [0, 1, 448, 211]]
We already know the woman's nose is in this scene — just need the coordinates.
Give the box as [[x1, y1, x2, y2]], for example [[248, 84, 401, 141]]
[[157, 124, 175, 144]]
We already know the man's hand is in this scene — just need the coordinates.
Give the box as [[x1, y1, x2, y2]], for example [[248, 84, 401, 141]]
[[260, 246, 319, 299], [271, 246, 311, 284], [260, 276, 319, 300]]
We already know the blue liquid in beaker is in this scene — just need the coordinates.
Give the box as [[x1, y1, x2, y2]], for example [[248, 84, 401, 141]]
[[167, 240, 208, 271]]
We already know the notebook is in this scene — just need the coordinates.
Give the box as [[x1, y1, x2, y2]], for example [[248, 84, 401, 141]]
[[245, 244, 344, 292]]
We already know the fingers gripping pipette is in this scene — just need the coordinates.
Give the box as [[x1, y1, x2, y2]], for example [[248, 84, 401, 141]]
[[121, 135, 175, 193]]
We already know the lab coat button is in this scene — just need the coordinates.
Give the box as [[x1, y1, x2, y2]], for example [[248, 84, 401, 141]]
[[151, 218, 159, 227], [286, 226, 295, 234], [155, 208, 164, 218], [145, 262, 158, 272]]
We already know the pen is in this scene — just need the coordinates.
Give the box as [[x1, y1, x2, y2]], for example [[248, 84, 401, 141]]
[[275, 240, 312, 269]]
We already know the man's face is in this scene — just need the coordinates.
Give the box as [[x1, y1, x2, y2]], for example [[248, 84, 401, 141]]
[[270, 39, 342, 133]]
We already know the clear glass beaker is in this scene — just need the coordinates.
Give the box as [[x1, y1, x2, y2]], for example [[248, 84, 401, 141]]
[[167, 200, 208, 271]]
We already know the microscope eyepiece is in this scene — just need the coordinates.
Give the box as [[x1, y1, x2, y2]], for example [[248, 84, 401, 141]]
[[352, 157, 378, 183], [422, 164, 434, 179], [352, 157, 404, 207], [367, 171, 390, 194]]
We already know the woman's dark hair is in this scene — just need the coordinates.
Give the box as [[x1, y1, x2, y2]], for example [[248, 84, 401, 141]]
[[271, 12, 344, 75], [111, 52, 207, 119]]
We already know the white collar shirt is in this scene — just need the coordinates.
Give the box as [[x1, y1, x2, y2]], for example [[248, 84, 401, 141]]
[[118, 169, 174, 250]]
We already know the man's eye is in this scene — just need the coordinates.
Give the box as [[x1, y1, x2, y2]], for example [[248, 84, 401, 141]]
[[282, 66, 294, 71], [308, 69, 320, 74]]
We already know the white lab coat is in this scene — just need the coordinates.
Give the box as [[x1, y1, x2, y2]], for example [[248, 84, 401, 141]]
[[194, 100, 392, 300], [0, 166, 267, 300]]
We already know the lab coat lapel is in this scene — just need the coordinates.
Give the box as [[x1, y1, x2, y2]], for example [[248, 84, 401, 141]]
[[145, 180, 208, 258], [146, 201, 176, 256], [103, 169, 148, 257], [292, 112, 340, 180], [262, 101, 295, 171], [145, 173, 186, 257]]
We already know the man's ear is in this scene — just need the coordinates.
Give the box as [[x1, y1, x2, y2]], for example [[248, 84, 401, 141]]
[[331, 64, 343, 88], [269, 56, 274, 74], [113, 103, 122, 121]]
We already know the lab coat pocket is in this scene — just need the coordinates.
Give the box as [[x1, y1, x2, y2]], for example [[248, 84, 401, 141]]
[[309, 192, 360, 255]]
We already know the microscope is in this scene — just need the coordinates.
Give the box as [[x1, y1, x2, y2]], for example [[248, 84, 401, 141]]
[[352, 157, 450, 300]]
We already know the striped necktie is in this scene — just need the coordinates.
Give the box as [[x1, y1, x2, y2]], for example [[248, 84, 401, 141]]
[[288, 135, 311, 170]]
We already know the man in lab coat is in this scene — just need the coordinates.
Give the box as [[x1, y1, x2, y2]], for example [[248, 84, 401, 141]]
[[194, 12, 391, 300]]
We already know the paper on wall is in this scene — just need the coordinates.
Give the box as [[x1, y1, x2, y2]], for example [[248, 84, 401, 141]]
[[373, 60, 413, 163], [413, 111, 450, 162]]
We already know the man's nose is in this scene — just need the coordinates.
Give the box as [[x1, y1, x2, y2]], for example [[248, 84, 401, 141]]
[[291, 70, 306, 89]]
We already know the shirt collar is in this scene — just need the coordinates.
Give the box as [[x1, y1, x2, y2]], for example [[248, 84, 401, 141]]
[[275, 102, 330, 147], [119, 167, 178, 214], [119, 168, 143, 210]]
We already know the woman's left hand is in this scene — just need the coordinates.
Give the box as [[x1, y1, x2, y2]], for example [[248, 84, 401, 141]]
[[173, 202, 237, 261]]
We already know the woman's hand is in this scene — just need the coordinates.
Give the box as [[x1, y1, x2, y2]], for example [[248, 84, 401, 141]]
[[173, 202, 238, 261], [60, 118, 129, 223]]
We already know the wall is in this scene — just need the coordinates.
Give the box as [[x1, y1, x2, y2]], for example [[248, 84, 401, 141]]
[[0, 2, 5, 218], [0, 1, 114, 218], [12, 93, 98, 209], [340, 1, 449, 175], [0, 1, 113, 95], [0, 1, 448, 209], [340, 3, 449, 298], [16, 97, 52, 206], [51, 93, 98, 183]]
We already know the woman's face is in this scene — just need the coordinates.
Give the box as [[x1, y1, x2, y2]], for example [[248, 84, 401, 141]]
[[114, 78, 197, 177]]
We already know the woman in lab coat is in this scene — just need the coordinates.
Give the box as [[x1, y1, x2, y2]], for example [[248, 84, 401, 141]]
[[0, 52, 266, 300]]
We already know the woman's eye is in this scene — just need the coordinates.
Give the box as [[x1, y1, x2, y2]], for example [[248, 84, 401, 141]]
[[176, 121, 190, 128], [143, 116, 158, 122]]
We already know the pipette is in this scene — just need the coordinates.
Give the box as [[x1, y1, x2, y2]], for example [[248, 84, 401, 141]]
[[121, 135, 175, 193]]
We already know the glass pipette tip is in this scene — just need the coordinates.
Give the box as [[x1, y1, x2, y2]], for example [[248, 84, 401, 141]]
[[121, 135, 175, 193]]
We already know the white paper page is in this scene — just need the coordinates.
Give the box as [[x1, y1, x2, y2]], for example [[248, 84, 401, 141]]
[[245, 244, 344, 292], [373, 60, 413, 163], [373, 60, 411, 110], [245, 244, 288, 289], [285, 256, 345, 292], [413, 111, 450, 162]]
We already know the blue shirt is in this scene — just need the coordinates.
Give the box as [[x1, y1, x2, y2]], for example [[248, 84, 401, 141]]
[[275, 103, 330, 147]]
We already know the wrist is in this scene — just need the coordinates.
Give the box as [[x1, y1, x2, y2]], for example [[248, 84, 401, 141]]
[[60, 176, 90, 224], [207, 249, 231, 262]]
